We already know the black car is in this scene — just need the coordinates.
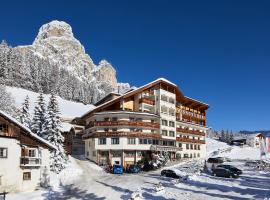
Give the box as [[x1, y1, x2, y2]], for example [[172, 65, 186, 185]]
[[207, 157, 224, 164], [161, 169, 180, 179], [217, 165, 242, 175], [212, 167, 239, 178]]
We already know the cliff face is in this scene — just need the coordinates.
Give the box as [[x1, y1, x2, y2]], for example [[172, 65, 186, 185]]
[[18, 20, 118, 89]]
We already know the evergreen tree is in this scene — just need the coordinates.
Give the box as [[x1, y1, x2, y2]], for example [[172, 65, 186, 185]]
[[18, 95, 31, 128], [220, 129, 225, 141], [0, 85, 15, 115], [31, 92, 46, 137], [44, 93, 67, 173], [229, 130, 234, 144]]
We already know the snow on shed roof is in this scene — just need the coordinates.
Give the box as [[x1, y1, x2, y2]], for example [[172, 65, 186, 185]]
[[0, 110, 56, 150], [60, 122, 74, 132]]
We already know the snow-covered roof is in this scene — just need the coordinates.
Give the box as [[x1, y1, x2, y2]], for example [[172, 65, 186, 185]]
[[184, 96, 209, 106], [0, 110, 56, 150], [60, 122, 74, 132]]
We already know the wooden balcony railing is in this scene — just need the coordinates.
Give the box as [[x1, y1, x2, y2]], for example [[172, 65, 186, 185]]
[[84, 131, 162, 139], [176, 137, 205, 144], [20, 157, 41, 167], [139, 97, 155, 105], [87, 120, 160, 129], [176, 127, 205, 136]]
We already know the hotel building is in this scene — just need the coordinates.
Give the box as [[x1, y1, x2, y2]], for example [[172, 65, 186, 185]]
[[81, 78, 209, 167]]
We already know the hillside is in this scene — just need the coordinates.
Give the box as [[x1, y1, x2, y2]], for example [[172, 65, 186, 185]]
[[7, 86, 94, 118]]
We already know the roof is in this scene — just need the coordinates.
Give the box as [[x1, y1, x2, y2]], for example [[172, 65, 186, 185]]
[[81, 78, 209, 119], [60, 122, 74, 132], [0, 110, 56, 150]]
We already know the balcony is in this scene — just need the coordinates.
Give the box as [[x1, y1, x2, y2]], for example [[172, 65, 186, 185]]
[[139, 96, 155, 105], [176, 137, 205, 144], [176, 127, 205, 136], [88, 120, 160, 129], [150, 145, 182, 152], [87, 131, 162, 139], [20, 157, 41, 167]]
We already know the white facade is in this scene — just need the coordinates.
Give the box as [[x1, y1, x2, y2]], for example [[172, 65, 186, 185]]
[[0, 137, 51, 192]]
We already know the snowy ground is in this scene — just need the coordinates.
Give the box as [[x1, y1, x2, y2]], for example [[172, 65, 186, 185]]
[[7, 86, 95, 118], [7, 139, 270, 200]]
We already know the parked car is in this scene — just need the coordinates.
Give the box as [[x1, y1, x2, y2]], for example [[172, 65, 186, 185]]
[[207, 157, 224, 164], [215, 157, 231, 162], [161, 169, 180, 179], [112, 165, 124, 174], [212, 167, 239, 178], [245, 160, 261, 167], [217, 165, 242, 175], [126, 165, 141, 173]]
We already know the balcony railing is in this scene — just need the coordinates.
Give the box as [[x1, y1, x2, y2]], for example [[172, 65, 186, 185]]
[[85, 131, 162, 139], [20, 157, 41, 167], [176, 137, 205, 144], [176, 127, 205, 136], [139, 97, 155, 105], [87, 120, 160, 129]]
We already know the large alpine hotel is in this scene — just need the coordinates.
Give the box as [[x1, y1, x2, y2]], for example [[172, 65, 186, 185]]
[[81, 78, 209, 167]]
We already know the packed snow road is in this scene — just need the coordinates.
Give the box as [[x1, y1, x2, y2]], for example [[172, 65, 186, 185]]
[[8, 156, 270, 200]]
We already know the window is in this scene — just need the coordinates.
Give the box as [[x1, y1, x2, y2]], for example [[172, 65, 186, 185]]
[[194, 145, 197, 150], [190, 144, 193, 150], [169, 121, 175, 127], [28, 149, 36, 157], [161, 106, 168, 114], [128, 138, 136, 145], [169, 131, 175, 137], [137, 151, 142, 157], [129, 117, 135, 121], [136, 118, 142, 122], [111, 138, 119, 145], [162, 130, 168, 136], [178, 143, 182, 148], [162, 120, 168, 126], [139, 139, 148, 144], [153, 140, 159, 145], [0, 124, 8, 133], [112, 128, 118, 132], [93, 151, 96, 157], [104, 118, 110, 121], [198, 145, 200, 150], [169, 108, 175, 116], [161, 95, 168, 102], [194, 153, 196, 158], [169, 97, 175, 104], [197, 153, 200, 158], [112, 117, 118, 121], [186, 144, 189, 149], [104, 128, 109, 132], [190, 154, 193, 158], [0, 148, 7, 158], [23, 172, 31, 181], [130, 128, 135, 132], [125, 151, 135, 157], [184, 154, 189, 158], [99, 138, 106, 145]]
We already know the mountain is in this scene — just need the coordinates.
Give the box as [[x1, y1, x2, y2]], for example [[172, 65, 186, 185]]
[[0, 20, 128, 104]]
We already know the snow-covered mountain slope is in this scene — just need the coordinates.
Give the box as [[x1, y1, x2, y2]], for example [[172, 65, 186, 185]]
[[7, 86, 94, 118], [17, 20, 117, 87]]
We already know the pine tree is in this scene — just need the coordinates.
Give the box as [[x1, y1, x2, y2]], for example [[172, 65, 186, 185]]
[[220, 129, 225, 141], [229, 130, 234, 144], [44, 93, 67, 173], [31, 92, 46, 137], [0, 85, 15, 115], [18, 95, 31, 128]]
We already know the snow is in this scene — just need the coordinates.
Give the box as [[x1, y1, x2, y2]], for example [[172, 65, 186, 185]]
[[7, 139, 270, 200], [0, 110, 56, 150], [60, 122, 73, 132], [7, 86, 95, 118]]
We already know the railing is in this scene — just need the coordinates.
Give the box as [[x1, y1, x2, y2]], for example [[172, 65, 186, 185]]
[[20, 157, 41, 167], [84, 131, 162, 139], [150, 145, 182, 152], [176, 137, 205, 144], [176, 127, 205, 136], [176, 118, 206, 127], [87, 120, 160, 129], [139, 97, 155, 105]]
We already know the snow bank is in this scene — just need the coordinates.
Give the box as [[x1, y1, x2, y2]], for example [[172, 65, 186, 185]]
[[218, 146, 261, 160], [7, 86, 95, 118], [50, 156, 83, 190], [206, 138, 230, 156]]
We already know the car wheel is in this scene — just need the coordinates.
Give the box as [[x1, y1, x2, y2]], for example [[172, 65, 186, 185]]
[[229, 175, 232, 178], [213, 173, 216, 176]]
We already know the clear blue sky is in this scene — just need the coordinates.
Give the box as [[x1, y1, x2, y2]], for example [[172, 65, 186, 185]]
[[1, 0, 270, 131]]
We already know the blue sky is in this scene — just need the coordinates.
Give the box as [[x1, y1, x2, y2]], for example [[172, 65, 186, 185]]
[[1, 0, 270, 131]]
